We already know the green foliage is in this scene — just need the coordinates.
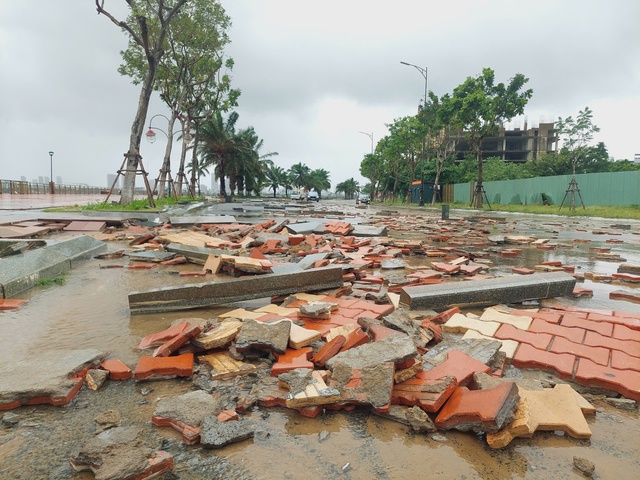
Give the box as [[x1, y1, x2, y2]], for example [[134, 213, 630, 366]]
[[36, 276, 66, 287], [79, 195, 201, 211], [335, 178, 360, 199]]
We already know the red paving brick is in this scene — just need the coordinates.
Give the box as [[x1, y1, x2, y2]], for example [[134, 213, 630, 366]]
[[512, 343, 576, 379], [271, 347, 314, 376], [151, 416, 201, 445], [612, 324, 640, 343], [434, 382, 519, 432], [339, 327, 371, 352], [420, 350, 491, 386], [495, 324, 553, 351], [100, 358, 133, 380], [587, 312, 640, 330], [610, 349, 640, 372], [153, 325, 202, 357], [575, 358, 640, 401], [137, 322, 191, 350], [0, 299, 29, 310], [392, 375, 458, 413], [134, 353, 194, 381], [560, 313, 614, 337], [583, 330, 640, 358], [549, 336, 611, 366], [312, 335, 346, 367], [528, 318, 586, 344]]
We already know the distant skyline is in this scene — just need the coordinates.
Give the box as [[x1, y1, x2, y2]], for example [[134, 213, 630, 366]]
[[1, 0, 638, 189]]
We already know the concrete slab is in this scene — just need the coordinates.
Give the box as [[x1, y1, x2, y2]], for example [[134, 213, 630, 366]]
[[167, 215, 236, 226], [128, 266, 345, 314], [325, 333, 417, 371], [286, 221, 323, 234], [400, 272, 576, 310], [0, 349, 106, 410]]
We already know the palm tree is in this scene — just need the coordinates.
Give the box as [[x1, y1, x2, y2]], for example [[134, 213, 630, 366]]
[[336, 178, 359, 200], [289, 163, 311, 191], [186, 161, 210, 196], [308, 168, 331, 199], [265, 165, 287, 198], [198, 111, 241, 200]]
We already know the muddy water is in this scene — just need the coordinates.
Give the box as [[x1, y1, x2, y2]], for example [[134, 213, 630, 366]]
[[1, 211, 640, 479]]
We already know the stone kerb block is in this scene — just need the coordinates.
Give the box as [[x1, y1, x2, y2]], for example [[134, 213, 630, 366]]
[[400, 272, 576, 310]]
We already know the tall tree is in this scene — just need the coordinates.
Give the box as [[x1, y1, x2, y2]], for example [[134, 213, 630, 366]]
[[289, 163, 311, 191], [425, 92, 457, 205], [265, 165, 287, 198], [96, 0, 188, 205], [446, 68, 532, 208], [556, 106, 600, 176]]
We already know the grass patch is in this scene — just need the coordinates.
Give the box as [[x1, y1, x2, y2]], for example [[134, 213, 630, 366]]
[[46, 196, 206, 213], [36, 276, 66, 287]]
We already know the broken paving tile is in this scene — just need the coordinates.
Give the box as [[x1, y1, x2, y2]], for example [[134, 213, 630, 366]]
[[271, 347, 314, 376], [280, 369, 341, 408], [100, 358, 132, 380], [235, 319, 291, 355], [69, 426, 173, 479], [137, 321, 192, 350], [486, 384, 592, 448], [435, 382, 519, 433], [288, 322, 323, 349], [326, 332, 417, 371], [392, 375, 458, 413], [134, 353, 194, 381], [0, 349, 105, 410], [328, 361, 395, 412], [421, 349, 492, 386], [443, 313, 501, 337], [153, 325, 202, 357], [152, 390, 223, 444], [313, 335, 347, 367], [192, 319, 242, 350], [198, 351, 257, 380], [200, 417, 256, 449]]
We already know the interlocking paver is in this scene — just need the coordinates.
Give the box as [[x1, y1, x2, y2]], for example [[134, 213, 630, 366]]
[[512, 343, 576, 379], [480, 308, 532, 330], [583, 330, 640, 358], [434, 382, 519, 433], [443, 313, 501, 337], [560, 312, 614, 337], [495, 324, 553, 351], [575, 358, 640, 401], [271, 347, 314, 376], [391, 375, 457, 413], [100, 359, 132, 380], [486, 384, 591, 448], [134, 353, 194, 381], [612, 324, 640, 343], [462, 330, 519, 359], [587, 312, 640, 330], [610, 349, 640, 372], [421, 349, 491, 386], [549, 336, 610, 366], [528, 318, 586, 344]]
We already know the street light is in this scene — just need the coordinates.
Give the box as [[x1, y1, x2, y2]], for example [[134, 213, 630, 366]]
[[146, 114, 192, 143], [48, 151, 54, 194], [359, 131, 374, 155], [401, 61, 428, 206]]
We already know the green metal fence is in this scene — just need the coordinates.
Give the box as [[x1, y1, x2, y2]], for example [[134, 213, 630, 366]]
[[453, 171, 640, 207]]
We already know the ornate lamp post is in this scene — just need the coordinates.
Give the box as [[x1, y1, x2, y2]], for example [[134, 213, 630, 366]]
[[400, 61, 428, 206], [48, 151, 55, 194]]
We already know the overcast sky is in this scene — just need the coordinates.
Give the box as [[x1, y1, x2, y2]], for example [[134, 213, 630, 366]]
[[1, 0, 638, 191]]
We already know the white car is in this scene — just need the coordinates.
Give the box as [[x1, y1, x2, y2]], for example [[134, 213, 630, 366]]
[[290, 191, 302, 200], [307, 191, 319, 202]]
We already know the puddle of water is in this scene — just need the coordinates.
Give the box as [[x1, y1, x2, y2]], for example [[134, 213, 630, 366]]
[[1, 218, 640, 479]]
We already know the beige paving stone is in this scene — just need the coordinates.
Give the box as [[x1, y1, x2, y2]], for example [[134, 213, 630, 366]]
[[486, 384, 591, 448], [443, 313, 501, 337], [288, 322, 323, 349], [192, 319, 242, 350], [198, 351, 257, 380], [480, 307, 533, 330], [255, 304, 297, 316], [462, 330, 519, 360], [218, 308, 264, 321], [325, 324, 358, 342]]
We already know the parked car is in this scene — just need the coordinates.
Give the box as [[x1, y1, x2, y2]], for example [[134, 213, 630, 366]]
[[290, 191, 302, 200], [356, 194, 370, 205], [307, 191, 319, 202]]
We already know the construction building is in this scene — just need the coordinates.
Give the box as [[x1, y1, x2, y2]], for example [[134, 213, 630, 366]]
[[453, 121, 558, 163]]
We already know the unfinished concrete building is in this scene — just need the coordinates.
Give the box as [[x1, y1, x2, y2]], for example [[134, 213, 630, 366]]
[[453, 121, 559, 163]]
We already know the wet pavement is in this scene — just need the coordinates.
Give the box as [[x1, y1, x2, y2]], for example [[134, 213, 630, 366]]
[[0, 196, 639, 479]]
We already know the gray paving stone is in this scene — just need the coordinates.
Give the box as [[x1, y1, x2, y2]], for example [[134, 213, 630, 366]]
[[200, 417, 256, 449]]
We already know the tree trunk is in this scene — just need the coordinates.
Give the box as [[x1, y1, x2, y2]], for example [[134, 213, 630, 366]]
[[121, 58, 158, 205], [475, 149, 484, 209], [432, 158, 442, 206], [157, 113, 178, 199]]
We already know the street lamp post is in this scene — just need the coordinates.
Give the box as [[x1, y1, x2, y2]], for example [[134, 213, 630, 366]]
[[48, 151, 55, 194], [400, 61, 428, 206], [359, 131, 373, 155]]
